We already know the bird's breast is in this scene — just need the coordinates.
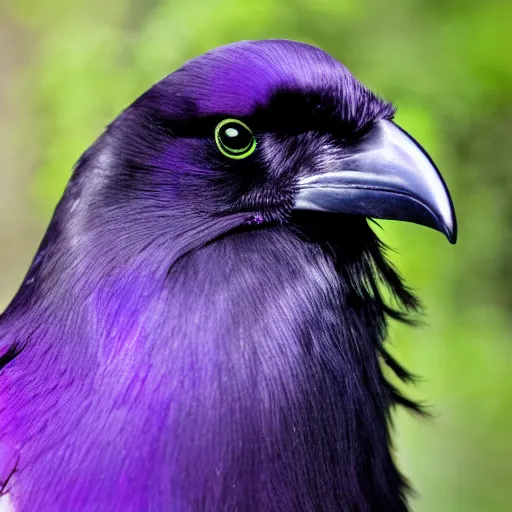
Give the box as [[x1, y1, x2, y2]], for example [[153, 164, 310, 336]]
[[3, 227, 369, 511]]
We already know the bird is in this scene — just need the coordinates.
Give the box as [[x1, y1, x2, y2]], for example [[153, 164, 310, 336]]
[[0, 39, 456, 512]]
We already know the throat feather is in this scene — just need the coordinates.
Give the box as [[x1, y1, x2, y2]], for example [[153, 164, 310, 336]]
[[2, 224, 417, 511]]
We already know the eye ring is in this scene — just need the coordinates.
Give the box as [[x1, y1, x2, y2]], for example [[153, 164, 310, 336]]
[[214, 119, 257, 160]]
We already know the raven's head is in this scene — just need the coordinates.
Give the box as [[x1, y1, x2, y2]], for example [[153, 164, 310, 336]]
[[44, 39, 455, 285]]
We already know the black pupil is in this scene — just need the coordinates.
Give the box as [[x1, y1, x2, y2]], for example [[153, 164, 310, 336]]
[[220, 122, 252, 151]]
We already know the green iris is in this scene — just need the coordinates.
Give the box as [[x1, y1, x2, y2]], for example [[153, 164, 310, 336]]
[[214, 119, 257, 160]]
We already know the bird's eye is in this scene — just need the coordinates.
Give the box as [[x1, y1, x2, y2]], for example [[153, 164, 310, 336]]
[[214, 119, 256, 159]]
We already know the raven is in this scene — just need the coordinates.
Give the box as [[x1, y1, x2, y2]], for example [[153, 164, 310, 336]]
[[0, 40, 456, 512]]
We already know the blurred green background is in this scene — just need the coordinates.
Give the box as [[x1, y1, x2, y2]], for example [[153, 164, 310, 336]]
[[1, 0, 511, 510]]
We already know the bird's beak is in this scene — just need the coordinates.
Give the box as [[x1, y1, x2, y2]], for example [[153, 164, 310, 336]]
[[294, 119, 457, 243]]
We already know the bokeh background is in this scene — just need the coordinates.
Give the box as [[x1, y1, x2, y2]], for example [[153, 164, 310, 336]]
[[1, 0, 511, 510]]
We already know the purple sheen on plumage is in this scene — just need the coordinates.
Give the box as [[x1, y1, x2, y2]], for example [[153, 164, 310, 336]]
[[140, 40, 394, 129], [0, 40, 416, 511], [2, 225, 416, 511], [245, 213, 265, 226]]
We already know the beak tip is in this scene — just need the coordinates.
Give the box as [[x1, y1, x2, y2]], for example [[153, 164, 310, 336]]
[[441, 215, 457, 244], [447, 229, 457, 245], [447, 226, 458, 245]]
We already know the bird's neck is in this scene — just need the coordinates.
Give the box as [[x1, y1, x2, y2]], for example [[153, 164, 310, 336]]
[[2, 224, 414, 511]]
